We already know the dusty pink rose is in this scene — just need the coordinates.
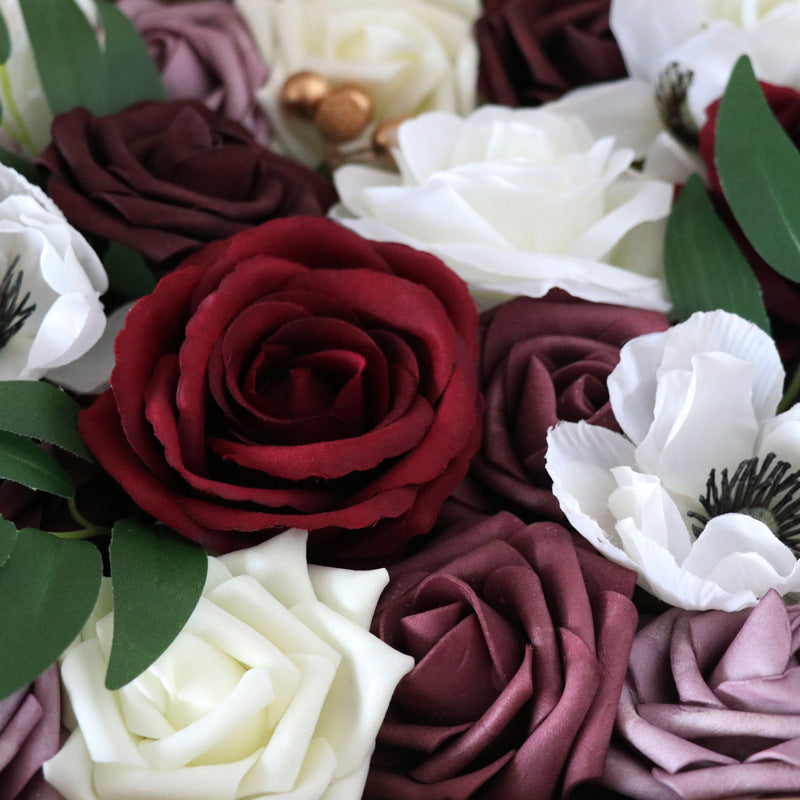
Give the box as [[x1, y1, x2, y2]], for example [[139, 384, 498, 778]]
[[0, 667, 63, 800], [367, 511, 638, 799], [117, 0, 270, 143], [599, 590, 800, 800]]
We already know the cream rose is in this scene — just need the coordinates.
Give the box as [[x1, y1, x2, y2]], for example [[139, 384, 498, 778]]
[[234, 0, 479, 165], [43, 529, 414, 800], [331, 105, 674, 312], [0, 163, 107, 390]]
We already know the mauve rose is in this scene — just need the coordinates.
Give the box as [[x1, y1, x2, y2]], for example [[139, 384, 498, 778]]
[[598, 589, 800, 800], [476, 0, 626, 106], [700, 83, 800, 371], [0, 666, 62, 800], [367, 511, 639, 800], [117, 0, 270, 144], [452, 292, 669, 521], [36, 100, 337, 269], [78, 216, 482, 562]]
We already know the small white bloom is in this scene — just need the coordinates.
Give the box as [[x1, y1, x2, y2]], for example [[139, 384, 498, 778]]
[[546, 310, 800, 611], [331, 105, 674, 312], [0, 164, 107, 389], [235, 0, 479, 165], [611, 0, 800, 125], [44, 529, 414, 800]]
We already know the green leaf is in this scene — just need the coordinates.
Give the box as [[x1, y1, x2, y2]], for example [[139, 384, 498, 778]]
[[716, 55, 800, 281], [103, 241, 157, 301], [96, 1, 166, 113], [0, 529, 102, 699], [0, 148, 42, 186], [106, 519, 207, 690], [0, 8, 11, 64], [0, 517, 17, 568], [0, 381, 92, 461], [0, 431, 74, 497], [20, 0, 107, 115], [664, 174, 770, 332]]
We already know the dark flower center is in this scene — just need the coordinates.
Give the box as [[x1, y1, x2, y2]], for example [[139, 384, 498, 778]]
[[688, 452, 800, 556], [0, 255, 35, 350], [655, 62, 700, 147]]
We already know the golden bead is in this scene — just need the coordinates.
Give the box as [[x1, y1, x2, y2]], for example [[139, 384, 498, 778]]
[[313, 86, 373, 144], [280, 71, 330, 118], [372, 116, 407, 154]]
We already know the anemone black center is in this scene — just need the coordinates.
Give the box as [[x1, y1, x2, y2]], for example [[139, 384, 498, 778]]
[[0, 256, 35, 350], [655, 62, 700, 148], [687, 451, 800, 556]]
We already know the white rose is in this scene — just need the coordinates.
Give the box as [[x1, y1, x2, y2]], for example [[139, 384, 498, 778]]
[[235, 0, 479, 165], [331, 105, 674, 312], [546, 310, 800, 612], [611, 0, 800, 125], [0, 163, 107, 390], [43, 529, 414, 800]]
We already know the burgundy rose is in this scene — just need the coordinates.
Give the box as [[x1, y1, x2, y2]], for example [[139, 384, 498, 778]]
[[476, 0, 627, 107], [78, 217, 482, 562], [36, 101, 337, 269], [451, 292, 669, 522], [117, 0, 270, 144], [700, 83, 800, 370], [368, 511, 638, 800], [0, 666, 63, 800], [598, 590, 800, 800]]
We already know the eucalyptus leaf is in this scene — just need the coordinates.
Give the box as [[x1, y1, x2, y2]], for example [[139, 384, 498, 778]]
[[0, 381, 92, 461], [106, 519, 207, 690], [0, 517, 17, 568], [103, 241, 157, 302], [20, 0, 107, 115], [96, 1, 166, 113], [716, 55, 800, 281], [0, 430, 74, 498], [0, 8, 10, 64], [0, 529, 102, 700], [664, 174, 770, 332]]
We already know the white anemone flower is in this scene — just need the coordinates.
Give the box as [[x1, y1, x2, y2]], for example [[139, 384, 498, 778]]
[[0, 164, 108, 390], [546, 310, 800, 611]]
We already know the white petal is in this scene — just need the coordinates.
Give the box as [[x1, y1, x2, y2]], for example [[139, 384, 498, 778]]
[[43, 731, 101, 800], [307, 564, 389, 629], [757, 405, 800, 465]]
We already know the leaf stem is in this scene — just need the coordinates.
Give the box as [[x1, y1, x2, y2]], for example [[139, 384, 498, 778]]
[[779, 363, 800, 412], [0, 64, 37, 157], [46, 498, 111, 540]]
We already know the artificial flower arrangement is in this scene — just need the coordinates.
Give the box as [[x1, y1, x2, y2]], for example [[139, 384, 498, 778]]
[[2, 0, 800, 799]]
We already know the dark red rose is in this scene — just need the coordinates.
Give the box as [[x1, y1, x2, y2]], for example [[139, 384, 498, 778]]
[[367, 511, 638, 800], [450, 292, 669, 522], [36, 101, 337, 269], [476, 0, 626, 107], [700, 83, 800, 370], [78, 217, 482, 562]]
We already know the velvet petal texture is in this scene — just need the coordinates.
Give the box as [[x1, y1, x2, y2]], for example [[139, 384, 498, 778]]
[[367, 511, 638, 799]]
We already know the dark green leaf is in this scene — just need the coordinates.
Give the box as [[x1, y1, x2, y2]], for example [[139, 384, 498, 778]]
[[0, 8, 11, 64], [0, 381, 92, 461], [0, 517, 17, 568], [106, 519, 207, 690], [103, 241, 157, 301], [0, 529, 101, 699], [20, 0, 107, 115], [716, 55, 800, 281], [0, 431, 74, 497], [0, 148, 43, 186], [96, 1, 166, 112], [664, 174, 770, 332]]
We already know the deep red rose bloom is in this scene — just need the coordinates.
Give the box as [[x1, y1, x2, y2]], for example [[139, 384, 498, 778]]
[[476, 0, 626, 106], [700, 83, 800, 370], [78, 217, 482, 562], [450, 292, 669, 522], [37, 101, 337, 269], [367, 511, 638, 800]]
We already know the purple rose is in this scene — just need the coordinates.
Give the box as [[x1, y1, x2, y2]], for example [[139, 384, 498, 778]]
[[0, 666, 63, 800], [599, 590, 800, 800], [117, 0, 270, 144]]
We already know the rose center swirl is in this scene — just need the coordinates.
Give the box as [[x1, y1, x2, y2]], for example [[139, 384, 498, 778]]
[[0, 255, 35, 350], [687, 451, 800, 555]]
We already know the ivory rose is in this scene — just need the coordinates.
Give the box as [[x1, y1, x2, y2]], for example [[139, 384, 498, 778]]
[[331, 105, 674, 312], [43, 529, 414, 800]]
